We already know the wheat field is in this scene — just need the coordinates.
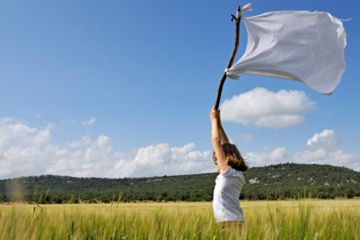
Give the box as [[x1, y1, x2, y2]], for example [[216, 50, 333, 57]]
[[0, 199, 359, 240]]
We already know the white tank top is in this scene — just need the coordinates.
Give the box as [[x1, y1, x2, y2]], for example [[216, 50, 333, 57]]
[[213, 166, 246, 222]]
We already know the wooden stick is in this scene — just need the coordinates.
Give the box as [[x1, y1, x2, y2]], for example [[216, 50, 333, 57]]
[[214, 6, 242, 110]]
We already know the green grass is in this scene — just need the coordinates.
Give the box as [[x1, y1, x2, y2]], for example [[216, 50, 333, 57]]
[[0, 200, 359, 240]]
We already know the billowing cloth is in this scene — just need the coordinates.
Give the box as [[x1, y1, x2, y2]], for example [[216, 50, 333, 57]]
[[226, 10, 347, 94]]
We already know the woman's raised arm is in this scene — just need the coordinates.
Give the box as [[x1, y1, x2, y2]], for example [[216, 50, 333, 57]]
[[210, 108, 228, 173]]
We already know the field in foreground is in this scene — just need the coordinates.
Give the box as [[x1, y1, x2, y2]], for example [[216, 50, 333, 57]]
[[1, 200, 359, 240]]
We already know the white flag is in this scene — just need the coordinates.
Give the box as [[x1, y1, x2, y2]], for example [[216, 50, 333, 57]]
[[226, 11, 347, 94]]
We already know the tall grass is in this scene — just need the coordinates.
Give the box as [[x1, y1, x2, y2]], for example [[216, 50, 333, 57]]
[[0, 200, 359, 240]]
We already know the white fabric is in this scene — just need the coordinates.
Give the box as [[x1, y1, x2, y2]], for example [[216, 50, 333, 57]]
[[213, 166, 246, 223], [226, 10, 347, 94], [241, 3, 252, 14]]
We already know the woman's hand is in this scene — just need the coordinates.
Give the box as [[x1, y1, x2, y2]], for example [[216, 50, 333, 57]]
[[210, 108, 220, 122]]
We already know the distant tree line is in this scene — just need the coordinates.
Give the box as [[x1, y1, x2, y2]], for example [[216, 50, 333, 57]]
[[0, 163, 359, 203]]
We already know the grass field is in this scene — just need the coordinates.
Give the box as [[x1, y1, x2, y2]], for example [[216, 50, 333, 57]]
[[0, 199, 359, 240]]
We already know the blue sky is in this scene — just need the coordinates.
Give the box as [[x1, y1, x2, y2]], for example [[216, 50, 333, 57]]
[[0, 0, 359, 178]]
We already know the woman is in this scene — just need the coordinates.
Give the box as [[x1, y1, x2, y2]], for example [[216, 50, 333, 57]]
[[210, 107, 248, 228]]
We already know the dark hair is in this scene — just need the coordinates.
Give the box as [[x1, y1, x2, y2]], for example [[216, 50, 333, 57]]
[[213, 143, 248, 172]]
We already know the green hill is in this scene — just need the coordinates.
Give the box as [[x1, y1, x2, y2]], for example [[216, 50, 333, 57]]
[[0, 163, 359, 203]]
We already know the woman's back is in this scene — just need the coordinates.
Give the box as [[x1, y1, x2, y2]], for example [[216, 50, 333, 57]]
[[213, 166, 246, 223]]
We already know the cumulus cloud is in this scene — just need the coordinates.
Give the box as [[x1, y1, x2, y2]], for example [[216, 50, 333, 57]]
[[1, 116, 358, 179], [0, 117, 211, 179], [220, 87, 315, 128], [245, 147, 289, 167], [245, 129, 360, 171], [293, 129, 356, 169], [305, 129, 338, 150], [113, 143, 211, 177], [82, 117, 96, 128]]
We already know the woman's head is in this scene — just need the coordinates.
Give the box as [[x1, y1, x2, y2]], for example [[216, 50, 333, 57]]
[[213, 143, 248, 172]]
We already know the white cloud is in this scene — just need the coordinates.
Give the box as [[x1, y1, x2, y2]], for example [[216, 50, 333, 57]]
[[0, 117, 212, 179], [1, 116, 358, 179], [220, 87, 315, 128], [245, 147, 289, 167], [292, 129, 356, 169], [306, 129, 337, 150], [255, 115, 304, 128], [113, 143, 211, 177], [245, 129, 360, 171], [269, 147, 288, 161], [82, 117, 96, 128]]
